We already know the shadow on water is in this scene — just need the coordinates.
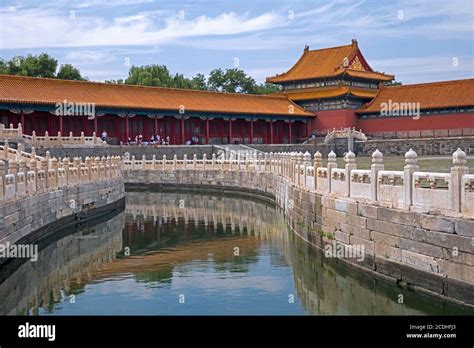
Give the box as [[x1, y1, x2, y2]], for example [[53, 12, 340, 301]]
[[0, 190, 472, 315]]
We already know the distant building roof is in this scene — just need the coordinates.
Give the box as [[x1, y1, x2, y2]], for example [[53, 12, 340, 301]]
[[267, 40, 394, 83], [357, 79, 474, 113], [0, 74, 314, 117]]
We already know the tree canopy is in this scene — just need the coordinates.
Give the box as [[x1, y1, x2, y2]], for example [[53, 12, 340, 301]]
[[0, 53, 86, 80], [111, 65, 280, 95]]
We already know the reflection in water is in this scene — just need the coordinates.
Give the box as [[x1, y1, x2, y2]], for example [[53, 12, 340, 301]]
[[0, 191, 472, 315]]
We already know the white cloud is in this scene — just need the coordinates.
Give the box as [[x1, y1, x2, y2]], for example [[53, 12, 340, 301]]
[[0, 8, 283, 49]]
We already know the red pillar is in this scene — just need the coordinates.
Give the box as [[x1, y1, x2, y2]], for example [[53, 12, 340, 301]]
[[250, 120, 254, 144], [154, 116, 158, 135], [269, 121, 274, 144], [59, 115, 63, 134], [228, 119, 232, 144], [20, 111, 24, 130], [125, 115, 129, 141], [82, 116, 87, 135], [288, 122, 292, 144], [144, 116, 149, 140], [115, 116, 120, 142], [205, 119, 209, 144], [180, 118, 185, 144], [93, 116, 97, 134]]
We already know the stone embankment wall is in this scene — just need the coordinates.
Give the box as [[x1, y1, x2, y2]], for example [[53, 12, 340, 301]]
[[0, 178, 124, 247], [123, 154, 474, 307], [0, 143, 125, 248]]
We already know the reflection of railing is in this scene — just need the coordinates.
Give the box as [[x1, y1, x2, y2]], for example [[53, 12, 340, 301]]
[[0, 212, 124, 315], [125, 192, 284, 237], [0, 123, 106, 147], [122, 147, 473, 216]]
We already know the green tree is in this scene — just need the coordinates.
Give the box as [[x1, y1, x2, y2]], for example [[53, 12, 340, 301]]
[[207, 68, 257, 93], [6, 53, 58, 78], [254, 82, 281, 95], [0, 59, 7, 74], [384, 80, 402, 86], [0, 53, 87, 80], [57, 64, 86, 80], [191, 73, 207, 90]]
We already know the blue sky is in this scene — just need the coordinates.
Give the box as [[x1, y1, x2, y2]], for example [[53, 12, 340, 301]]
[[0, 0, 473, 84]]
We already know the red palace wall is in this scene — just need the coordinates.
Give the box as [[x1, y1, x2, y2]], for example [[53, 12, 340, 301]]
[[307, 109, 474, 136], [308, 109, 359, 134], [357, 112, 474, 133]]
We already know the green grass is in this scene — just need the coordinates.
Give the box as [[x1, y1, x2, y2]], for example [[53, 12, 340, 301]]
[[318, 156, 474, 173]]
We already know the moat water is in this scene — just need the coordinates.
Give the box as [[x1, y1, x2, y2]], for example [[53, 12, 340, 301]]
[[0, 190, 472, 315]]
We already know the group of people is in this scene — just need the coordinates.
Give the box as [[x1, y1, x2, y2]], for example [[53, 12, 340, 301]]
[[125, 134, 171, 145], [101, 130, 202, 145]]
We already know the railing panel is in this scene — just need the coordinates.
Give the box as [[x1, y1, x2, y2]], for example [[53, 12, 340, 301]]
[[330, 168, 347, 196], [461, 174, 474, 214], [412, 172, 451, 211], [377, 170, 404, 207], [350, 169, 371, 200]]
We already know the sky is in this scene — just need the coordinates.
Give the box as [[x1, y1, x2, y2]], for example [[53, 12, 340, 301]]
[[0, 0, 473, 84]]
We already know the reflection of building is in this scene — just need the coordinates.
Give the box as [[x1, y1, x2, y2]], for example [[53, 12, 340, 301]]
[[0, 213, 124, 315], [89, 192, 291, 281]]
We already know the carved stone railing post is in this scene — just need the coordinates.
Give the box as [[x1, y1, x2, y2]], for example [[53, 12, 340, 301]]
[[450, 148, 469, 212], [193, 154, 197, 169], [212, 153, 216, 170], [74, 157, 82, 183], [292, 152, 297, 183], [85, 157, 92, 181], [344, 151, 356, 197], [37, 157, 48, 190], [142, 155, 146, 170], [403, 149, 418, 207], [62, 158, 69, 183], [8, 159, 17, 175], [203, 154, 207, 170], [173, 155, 177, 170], [3, 140, 9, 160], [183, 154, 188, 169], [327, 151, 337, 193], [49, 157, 58, 188], [314, 151, 322, 190], [371, 149, 384, 202], [19, 158, 27, 177], [162, 155, 166, 170], [0, 160, 5, 201], [303, 151, 311, 189]]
